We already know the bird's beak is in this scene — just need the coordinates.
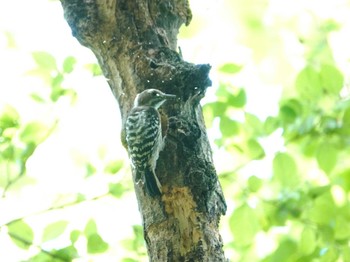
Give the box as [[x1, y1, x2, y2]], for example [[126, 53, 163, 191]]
[[163, 93, 176, 100]]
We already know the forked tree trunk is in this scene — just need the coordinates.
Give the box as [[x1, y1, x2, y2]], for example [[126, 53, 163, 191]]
[[60, 0, 227, 261]]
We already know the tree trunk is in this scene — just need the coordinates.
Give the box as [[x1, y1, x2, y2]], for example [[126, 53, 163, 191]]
[[60, 0, 227, 261]]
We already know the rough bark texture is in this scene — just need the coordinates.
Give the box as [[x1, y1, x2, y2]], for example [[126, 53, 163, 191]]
[[60, 0, 227, 261]]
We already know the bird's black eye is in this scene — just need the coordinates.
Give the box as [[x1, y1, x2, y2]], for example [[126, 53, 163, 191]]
[[153, 91, 160, 97]]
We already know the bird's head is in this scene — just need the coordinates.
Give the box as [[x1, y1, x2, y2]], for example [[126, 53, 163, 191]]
[[134, 89, 176, 109]]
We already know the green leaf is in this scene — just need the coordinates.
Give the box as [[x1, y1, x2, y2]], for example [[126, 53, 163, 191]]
[[279, 99, 302, 124], [52, 246, 79, 261], [273, 153, 299, 188], [316, 143, 337, 174], [0, 104, 20, 129], [219, 63, 242, 74], [245, 113, 264, 136], [70, 230, 81, 244], [4, 31, 16, 48], [84, 63, 102, 76], [30, 93, 47, 103], [269, 239, 297, 262], [320, 246, 338, 262], [228, 88, 246, 108], [84, 219, 97, 236], [263, 116, 279, 134], [104, 160, 123, 174], [7, 220, 34, 250], [32, 51, 57, 71], [220, 116, 240, 137], [247, 176, 263, 192], [337, 169, 350, 192], [87, 233, 109, 254], [19, 122, 47, 144], [295, 66, 322, 99], [340, 107, 350, 134], [122, 258, 139, 262], [109, 183, 125, 198], [320, 64, 344, 95], [21, 143, 36, 160], [62, 56, 76, 74], [85, 162, 96, 177], [50, 86, 65, 102], [229, 204, 260, 247], [51, 73, 64, 88], [246, 139, 265, 160], [308, 192, 336, 225], [342, 245, 350, 262], [299, 227, 316, 255], [42, 220, 69, 242], [211, 101, 227, 117], [334, 215, 350, 240], [1, 144, 15, 159], [28, 252, 52, 262]]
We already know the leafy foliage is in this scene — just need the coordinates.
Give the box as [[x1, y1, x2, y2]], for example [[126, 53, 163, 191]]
[[201, 5, 350, 261]]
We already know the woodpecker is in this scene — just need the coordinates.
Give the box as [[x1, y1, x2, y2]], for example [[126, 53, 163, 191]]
[[125, 89, 176, 197]]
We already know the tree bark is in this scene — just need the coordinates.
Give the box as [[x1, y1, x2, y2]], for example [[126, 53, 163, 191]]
[[60, 0, 227, 261]]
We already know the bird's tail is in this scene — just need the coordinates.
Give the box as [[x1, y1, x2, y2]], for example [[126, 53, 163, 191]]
[[144, 168, 162, 197]]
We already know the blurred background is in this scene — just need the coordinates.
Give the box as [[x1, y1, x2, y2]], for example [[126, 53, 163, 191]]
[[1, 0, 350, 261]]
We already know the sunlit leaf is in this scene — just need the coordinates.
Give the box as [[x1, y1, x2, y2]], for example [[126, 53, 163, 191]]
[[28, 252, 52, 262], [279, 99, 302, 124], [70, 230, 81, 244], [32, 51, 57, 71], [263, 116, 279, 134], [220, 116, 240, 137], [0, 104, 20, 129], [246, 139, 265, 159], [42, 220, 69, 242], [316, 143, 337, 174], [273, 153, 299, 188], [87, 233, 109, 254], [247, 176, 263, 192], [84, 63, 102, 76], [30, 93, 47, 103], [7, 220, 34, 250], [295, 66, 322, 99], [229, 204, 260, 247], [51, 73, 64, 88], [109, 183, 125, 198], [268, 239, 297, 262], [122, 258, 139, 262], [62, 56, 77, 74], [334, 215, 350, 240], [299, 227, 316, 255], [337, 169, 350, 192], [84, 219, 97, 236], [245, 113, 264, 136], [219, 63, 242, 74], [4, 31, 16, 48], [308, 192, 336, 225], [228, 88, 246, 108], [104, 160, 123, 174], [320, 246, 338, 262], [342, 245, 350, 262], [85, 162, 96, 177], [320, 64, 344, 95], [50, 86, 65, 102], [52, 246, 79, 260], [19, 122, 47, 144]]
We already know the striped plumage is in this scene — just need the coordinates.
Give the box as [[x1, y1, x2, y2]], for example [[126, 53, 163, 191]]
[[125, 89, 175, 197]]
